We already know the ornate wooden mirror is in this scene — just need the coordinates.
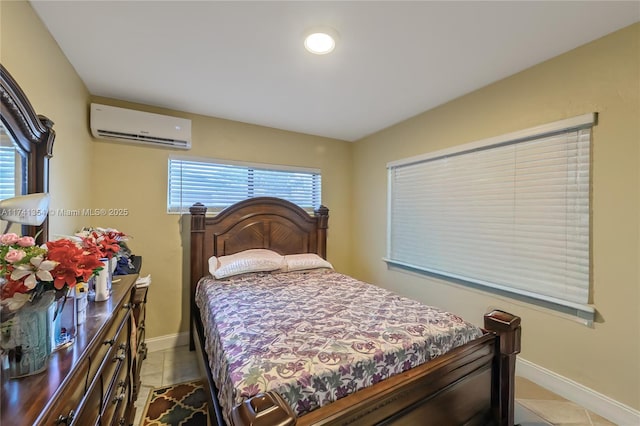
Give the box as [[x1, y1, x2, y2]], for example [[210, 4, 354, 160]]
[[0, 64, 55, 243]]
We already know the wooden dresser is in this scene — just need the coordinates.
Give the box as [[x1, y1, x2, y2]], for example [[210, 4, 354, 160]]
[[1, 274, 147, 426]]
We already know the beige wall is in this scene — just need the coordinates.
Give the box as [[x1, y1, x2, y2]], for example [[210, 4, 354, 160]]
[[1, 0, 94, 237], [88, 97, 353, 341], [352, 23, 640, 410]]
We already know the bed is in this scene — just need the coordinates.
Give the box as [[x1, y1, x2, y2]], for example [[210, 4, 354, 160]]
[[189, 197, 521, 426]]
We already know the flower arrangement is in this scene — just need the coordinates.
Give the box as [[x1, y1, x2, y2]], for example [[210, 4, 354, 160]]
[[75, 227, 129, 260], [0, 233, 104, 314]]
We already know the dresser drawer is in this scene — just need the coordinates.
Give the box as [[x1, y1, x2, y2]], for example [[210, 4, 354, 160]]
[[101, 358, 129, 426], [72, 380, 101, 426], [100, 323, 129, 410], [110, 381, 131, 426], [43, 358, 89, 425], [87, 303, 130, 388]]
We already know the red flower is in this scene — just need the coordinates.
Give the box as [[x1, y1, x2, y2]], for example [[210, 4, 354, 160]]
[[80, 237, 104, 259], [92, 231, 121, 259], [77, 252, 103, 282], [1, 278, 30, 299], [46, 239, 102, 290]]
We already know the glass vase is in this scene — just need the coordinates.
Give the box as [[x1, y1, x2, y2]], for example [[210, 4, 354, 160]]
[[50, 287, 77, 350], [0, 291, 55, 378]]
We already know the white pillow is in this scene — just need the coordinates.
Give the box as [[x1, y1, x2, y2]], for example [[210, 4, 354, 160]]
[[283, 253, 333, 272], [213, 249, 285, 279], [208, 256, 219, 276]]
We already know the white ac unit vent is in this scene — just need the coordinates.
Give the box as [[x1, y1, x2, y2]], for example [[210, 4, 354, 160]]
[[90, 103, 191, 150]]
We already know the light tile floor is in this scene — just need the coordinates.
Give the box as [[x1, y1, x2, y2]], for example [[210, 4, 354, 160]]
[[133, 346, 617, 426], [515, 376, 616, 426]]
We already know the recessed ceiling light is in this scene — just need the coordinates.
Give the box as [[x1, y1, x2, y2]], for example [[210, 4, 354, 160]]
[[304, 27, 338, 55]]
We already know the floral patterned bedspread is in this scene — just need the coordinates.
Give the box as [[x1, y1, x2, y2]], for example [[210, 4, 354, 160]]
[[195, 269, 483, 423]]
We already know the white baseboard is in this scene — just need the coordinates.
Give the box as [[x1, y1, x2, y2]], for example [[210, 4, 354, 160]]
[[145, 332, 190, 353], [517, 357, 640, 425]]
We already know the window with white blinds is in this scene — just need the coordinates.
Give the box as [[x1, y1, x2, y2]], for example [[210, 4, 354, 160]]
[[386, 113, 595, 323], [168, 157, 322, 213], [0, 145, 16, 201]]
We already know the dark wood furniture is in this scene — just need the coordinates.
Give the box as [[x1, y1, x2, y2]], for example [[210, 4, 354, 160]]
[[189, 197, 522, 426], [1, 274, 147, 426], [0, 63, 55, 244], [131, 285, 149, 403]]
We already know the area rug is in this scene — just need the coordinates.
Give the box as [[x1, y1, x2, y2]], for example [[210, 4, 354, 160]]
[[142, 380, 209, 426]]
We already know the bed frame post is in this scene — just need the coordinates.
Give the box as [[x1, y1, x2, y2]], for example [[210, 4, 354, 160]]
[[189, 202, 207, 351], [484, 310, 521, 426], [314, 205, 329, 259]]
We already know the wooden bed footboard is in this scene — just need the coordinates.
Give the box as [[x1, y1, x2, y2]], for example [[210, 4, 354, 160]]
[[230, 311, 521, 426]]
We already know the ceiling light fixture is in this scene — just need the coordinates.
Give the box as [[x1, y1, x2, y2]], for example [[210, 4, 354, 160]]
[[304, 27, 338, 55]]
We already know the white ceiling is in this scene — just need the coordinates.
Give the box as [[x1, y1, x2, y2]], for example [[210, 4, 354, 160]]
[[30, 1, 639, 142]]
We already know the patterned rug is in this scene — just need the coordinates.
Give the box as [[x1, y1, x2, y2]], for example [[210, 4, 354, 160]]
[[142, 380, 209, 426]]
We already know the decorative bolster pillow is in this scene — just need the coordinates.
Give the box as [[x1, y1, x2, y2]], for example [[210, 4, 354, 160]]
[[210, 249, 285, 279]]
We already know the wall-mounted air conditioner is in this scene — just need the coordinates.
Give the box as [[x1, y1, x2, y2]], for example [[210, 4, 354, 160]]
[[90, 103, 191, 150]]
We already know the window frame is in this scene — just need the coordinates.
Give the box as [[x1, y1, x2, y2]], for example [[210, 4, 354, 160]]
[[385, 113, 596, 325], [167, 155, 322, 214]]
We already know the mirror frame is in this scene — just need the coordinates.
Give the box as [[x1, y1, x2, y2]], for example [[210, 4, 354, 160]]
[[0, 64, 55, 243]]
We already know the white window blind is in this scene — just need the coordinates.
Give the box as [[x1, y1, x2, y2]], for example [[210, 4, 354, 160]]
[[0, 145, 16, 201], [387, 114, 595, 322], [168, 157, 321, 213]]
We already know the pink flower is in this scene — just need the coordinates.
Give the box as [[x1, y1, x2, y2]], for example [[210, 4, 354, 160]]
[[16, 236, 35, 247], [4, 249, 26, 263], [0, 233, 19, 245]]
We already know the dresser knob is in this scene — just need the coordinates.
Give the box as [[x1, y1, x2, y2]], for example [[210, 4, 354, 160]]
[[118, 342, 127, 350], [103, 337, 115, 346], [122, 303, 131, 309], [55, 409, 75, 425], [113, 353, 126, 362], [112, 393, 126, 404]]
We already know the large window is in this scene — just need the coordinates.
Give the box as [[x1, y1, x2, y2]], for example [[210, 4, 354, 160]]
[[168, 157, 321, 213], [386, 114, 595, 324]]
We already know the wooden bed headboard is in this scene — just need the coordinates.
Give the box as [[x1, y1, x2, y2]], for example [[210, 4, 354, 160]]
[[189, 197, 329, 333], [190, 196, 329, 274]]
